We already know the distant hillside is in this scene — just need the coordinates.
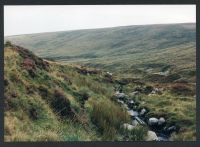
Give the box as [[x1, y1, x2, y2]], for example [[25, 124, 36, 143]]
[[5, 23, 196, 82]]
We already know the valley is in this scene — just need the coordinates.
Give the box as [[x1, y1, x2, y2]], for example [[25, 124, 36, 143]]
[[4, 23, 196, 141]]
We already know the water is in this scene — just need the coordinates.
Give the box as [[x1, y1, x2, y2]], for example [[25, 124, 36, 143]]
[[115, 91, 175, 141]]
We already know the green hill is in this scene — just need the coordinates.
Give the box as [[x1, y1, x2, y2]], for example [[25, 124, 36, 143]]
[[5, 23, 196, 82], [4, 43, 130, 141], [4, 43, 196, 141]]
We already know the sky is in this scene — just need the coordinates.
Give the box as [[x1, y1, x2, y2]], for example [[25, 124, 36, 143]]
[[4, 5, 196, 36]]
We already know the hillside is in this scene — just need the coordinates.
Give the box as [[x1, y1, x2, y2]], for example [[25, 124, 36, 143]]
[[5, 23, 196, 82], [4, 43, 196, 141]]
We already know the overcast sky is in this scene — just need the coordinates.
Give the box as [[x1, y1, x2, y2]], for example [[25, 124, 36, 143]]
[[4, 5, 196, 36]]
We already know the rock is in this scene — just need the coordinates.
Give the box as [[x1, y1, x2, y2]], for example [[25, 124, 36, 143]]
[[157, 135, 169, 141], [123, 104, 129, 110], [150, 90, 156, 94], [129, 100, 135, 104], [146, 131, 158, 141], [158, 117, 166, 125], [127, 110, 139, 117], [148, 117, 159, 126], [140, 108, 147, 116], [132, 119, 139, 127], [117, 99, 124, 105], [106, 71, 113, 76], [166, 126, 177, 134], [155, 88, 163, 95], [115, 91, 126, 100], [130, 91, 139, 96], [127, 100, 135, 108], [123, 123, 136, 131]]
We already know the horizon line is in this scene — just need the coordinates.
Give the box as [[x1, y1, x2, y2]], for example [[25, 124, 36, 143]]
[[5, 22, 196, 37]]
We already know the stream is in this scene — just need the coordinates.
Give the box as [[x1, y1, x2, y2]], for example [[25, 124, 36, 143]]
[[115, 91, 178, 141]]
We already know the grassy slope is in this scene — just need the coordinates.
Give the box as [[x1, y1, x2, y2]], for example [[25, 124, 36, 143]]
[[4, 43, 196, 141], [5, 23, 196, 81], [4, 44, 131, 141]]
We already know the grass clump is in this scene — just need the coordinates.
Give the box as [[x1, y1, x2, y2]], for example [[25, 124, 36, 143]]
[[90, 99, 130, 140], [122, 126, 148, 141]]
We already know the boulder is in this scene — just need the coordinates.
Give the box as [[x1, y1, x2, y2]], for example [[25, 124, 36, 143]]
[[132, 119, 139, 127], [106, 71, 113, 76], [123, 123, 136, 131], [127, 100, 135, 108], [146, 131, 158, 141], [128, 100, 135, 104], [115, 91, 126, 100], [154, 88, 163, 95], [127, 110, 139, 117], [148, 117, 159, 126], [150, 90, 156, 94], [140, 108, 147, 116], [158, 117, 166, 125], [166, 126, 177, 134], [117, 99, 124, 105]]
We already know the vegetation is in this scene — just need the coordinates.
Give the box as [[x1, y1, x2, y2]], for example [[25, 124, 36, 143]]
[[4, 23, 196, 141], [90, 99, 130, 140], [5, 23, 196, 82]]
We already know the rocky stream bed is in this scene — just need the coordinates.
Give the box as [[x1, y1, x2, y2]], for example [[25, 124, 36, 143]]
[[114, 90, 179, 141]]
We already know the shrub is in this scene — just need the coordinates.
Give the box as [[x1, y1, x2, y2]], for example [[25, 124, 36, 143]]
[[51, 90, 73, 118], [165, 74, 181, 83], [90, 99, 130, 140], [143, 86, 154, 94], [5, 41, 12, 47], [170, 83, 193, 96]]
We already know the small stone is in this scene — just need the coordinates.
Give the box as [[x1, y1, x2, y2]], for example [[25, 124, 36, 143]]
[[167, 126, 177, 134], [148, 117, 159, 126], [115, 92, 126, 99], [132, 119, 139, 127], [158, 117, 166, 125], [146, 131, 158, 141], [127, 110, 139, 117], [140, 108, 147, 116]]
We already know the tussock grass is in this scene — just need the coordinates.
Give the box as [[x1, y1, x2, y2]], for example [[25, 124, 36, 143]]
[[90, 99, 130, 140]]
